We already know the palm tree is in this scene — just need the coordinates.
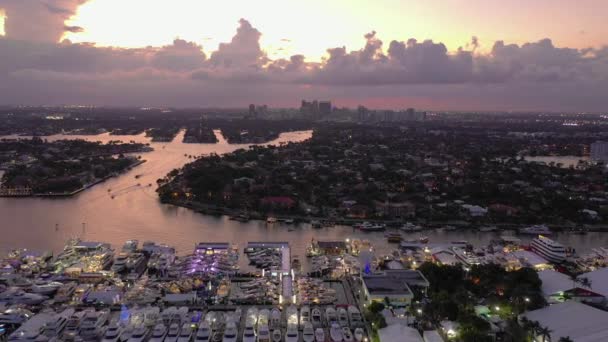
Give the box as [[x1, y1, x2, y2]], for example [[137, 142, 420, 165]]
[[537, 326, 552, 342], [578, 277, 592, 289]]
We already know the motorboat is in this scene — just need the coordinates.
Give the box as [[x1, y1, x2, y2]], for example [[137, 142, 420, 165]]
[[112, 253, 129, 273], [241, 323, 256, 342], [194, 321, 211, 342], [122, 240, 139, 253], [314, 328, 325, 342], [177, 323, 194, 342], [101, 322, 122, 342], [271, 329, 282, 342], [266, 217, 277, 224], [31, 281, 62, 295], [118, 325, 134, 341], [79, 309, 109, 340], [337, 308, 348, 327], [330, 323, 344, 342], [148, 324, 167, 342], [400, 222, 423, 232], [311, 308, 323, 328], [0, 289, 48, 305], [299, 306, 310, 329], [518, 224, 552, 235], [257, 309, 270, 327], [42, 308, 74, 337], [325, 308, 337, 325], [245, 307, 258, 326], [0, 307, 34, 325], [257, 324, 271, 342], [347, 306, 362, 327], [127, 325, 149, 342], [164, 323, 181, 342], [342, 327, 354, 342], [286, 306, 298, 328], [270, 308, 281, 330], [222, 321, 237, 342], [301, 323, 314, 342], [357, 222, 385, 231], [354, 328, 365, 342], [285, 325, 299, 342], [61, 310, 86, 340]]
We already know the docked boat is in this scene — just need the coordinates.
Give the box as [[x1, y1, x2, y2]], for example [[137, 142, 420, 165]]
[[164, 323, 181, 342], [241, 323, 256, 342], [347, 306, 362, 327], [271, 329, 282, 342], [267, 217, 278, 224], [301, 323, 314, 342], [257, 324, 271, 342], [101, 322, 122, 342], [325, 307, 337, 325], [122, 240, 139, 253], [299, 306, 310, 329], [531, 235, 567, 263], [148, 324, 167, 342], [42, 308, 74, 338], [330, 323, 344, 342], [311, 307, 323, 328], [112, 253, 129, 273], [342, 327, 354, 342], [354, 328, 365, 342], [386, 232, 402, 243], [314, 328, 325, 342], [285, 325, 299, 342], [418, 236, 429, 244], [479, 225, 498, 232], [337, 308, 348, 327], [177, 323, 194, 342], [223, 321, 238, 342], [400, 222, 423, 232], [519, 224, 552, 235], [311, 220, 322, 229], [31, 281, 62, 295], [79, 309, 109, 340], [357, 222, 386, 232], [127, 325, 149, 342], [194, 321, 211, 342]]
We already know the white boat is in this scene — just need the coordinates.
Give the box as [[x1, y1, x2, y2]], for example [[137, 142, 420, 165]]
[[31, 281, 62, 295], [148, 324, 167, 342], [285, 325, 299, 342], [299, 306, 310, 329], [337, 308, 348, 327], [272, 329, 282, 342], [531, 235, 566, 263], [164, 323, 181, 342], [400, 222, 422, 232], [270, 308, 281, 330], [194, 321, 211, 342], [342, 327, 354, 342], [241, 323, 256, 342], [311, 308, 323, 328], [223, 321, 237, 342], [519, 224, 552, 235], [61, 311, 86, 340], [127, 325, 150, 342], [177, 323, 194, 342], [0, 308, 34, 325], [79, 309, 109, 340], [314, 328, 325, 342], [267, 217, 278, 223], [122, 240, 139, 253], [118, 325, 134, 342], [325, 308, 337, 325], [330, 323, 344, 342], [112, 253, 129, 273], [353, 328, 364, 342], [257, 324, 271, 342], [357, 222, 385, 231], [101, 322, 122, 342], [347, 306, 362, 327], [301, 323, 314, 342], [42, 308, 74, 337]]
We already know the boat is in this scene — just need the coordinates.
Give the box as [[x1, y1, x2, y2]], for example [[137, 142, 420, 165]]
[[519, 224, 552, 235], [257, 324, 271, 342], [531, 235, 567, 263], [223, 321, 238, 342], [61, 311, 86, 340], [301, 323, 314, 342], [31, 281, 62, 295], [164, 323, 181, 342], [127, 325, 149, 342], [0, 308, 34, 326], [311, 308, 323, 328], [299, 306, 310, 329], [241, 323, 256, 342], [101, 322, 122, 342], [325, 308, 337, 325], [400, 222, 422, 232], [112, 253, 129, 273], [418, 236, 429, 244], [314, 328, 325, 342], [79, 309, 109, 340], [272, 329, 282, 342], [347, 306, 362, 327], [194, 321, 211, 342], [42, 308, 74, 338], [283, 219, 294, 224], [330, 323, 344, 342], [357, 222, 385, 232], [311, 220, 322, 229], [337, 308, 348, 327], [285, 325, 299, 342], [342, 327, 354, 342], [270, 308, 281, 330], [267, 217, 278, 224], [354, 328, 365, 342], [148, 324, 167, 342], [386, 232, 402, 243], [479, 225, 498, 232]]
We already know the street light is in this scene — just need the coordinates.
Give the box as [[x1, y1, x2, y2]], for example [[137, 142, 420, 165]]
[[417, 309, 422, 314], [524, 297, 530, 302]]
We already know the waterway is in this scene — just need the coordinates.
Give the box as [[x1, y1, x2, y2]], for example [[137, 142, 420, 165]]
[[1, 132, 607, 262]]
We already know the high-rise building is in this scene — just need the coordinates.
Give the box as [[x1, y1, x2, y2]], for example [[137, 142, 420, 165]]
[[319, 101, 332, 116], [357, 105, 368, 122], [248, 104, 256, 118], [591, 141, 608, 161]]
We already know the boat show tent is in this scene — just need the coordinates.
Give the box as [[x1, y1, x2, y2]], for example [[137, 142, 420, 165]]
[[523, 301, 608, 342], [379, 324, 424, 342], [579, 267, 608, 299]]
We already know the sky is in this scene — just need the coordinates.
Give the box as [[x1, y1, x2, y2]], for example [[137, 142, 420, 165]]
[[0, 0, 607, 111]]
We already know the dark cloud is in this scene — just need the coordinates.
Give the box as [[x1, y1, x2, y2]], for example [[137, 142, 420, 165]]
[[0, 0, 89, 42], [64, 25, 84, 33]]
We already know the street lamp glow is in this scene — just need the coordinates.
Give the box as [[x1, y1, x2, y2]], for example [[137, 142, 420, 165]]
[[417, 309, 422, 314]]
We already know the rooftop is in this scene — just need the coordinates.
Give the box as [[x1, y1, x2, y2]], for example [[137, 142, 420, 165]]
[[363, 276, 413, 296]]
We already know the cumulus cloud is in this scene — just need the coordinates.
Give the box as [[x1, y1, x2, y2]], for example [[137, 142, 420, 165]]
[[0, 17, 607, 110], [0, 0, 89, 42]]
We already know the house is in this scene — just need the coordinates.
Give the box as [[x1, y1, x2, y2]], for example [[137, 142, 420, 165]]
[[374, 200, 416, 218], [361, 270, 429, 307], [378, 324, 423, 342], [537, 270, 605, 304]]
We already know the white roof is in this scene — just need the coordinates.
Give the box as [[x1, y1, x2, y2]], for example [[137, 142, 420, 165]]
[[524, 301, 608, 342], [511, 250, 549, 267], [379, 324, 423, 342], [579, 267, 608, 297], [423, 330, 445, 342], [538, 270, 573, 296]]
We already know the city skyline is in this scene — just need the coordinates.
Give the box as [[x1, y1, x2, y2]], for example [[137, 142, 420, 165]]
[[0, 1, 608, 111]]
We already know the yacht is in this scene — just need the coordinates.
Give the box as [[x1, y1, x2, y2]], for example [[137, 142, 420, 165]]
[[0, 289, 48, 305], [223, 321, 238, 342], [126, 253, 146, 271], [270, 308, 281, 330], [342, 327, 354, 342], [79, 310, 109, 340], [531, 235, 567, 263], [311, 308, 323, 328], [325, 308, 337, 325], [357, 222, 385, 232], [257, 324, 271, 342], [194, 321, 211, 342], [314, 328, 325, 342], [177, 323, 193, 342], [519, 224, 552, 235], [266, 217, 278, 224], [148, 324, 167, 342], [61, 311, 86, 340], [42, 308, 74, 337], [101, 322, 122, 342], [347, 306, 362, 327], [164, 323, 181, 342], [241, 323, 256, 342], [112, 253, 129, 273], [353, 328, 365, 342], [0, 308, 34, 325], [31, 281, 62, 295], [301, 323, 314, 342], [127, 325, 149, 342], [122, 240, 139, 253], [329, 323, 344, 342], [400, 222, 423, 232], [299, 306, 310, 329], [285, 325, 299, 342], [337, 308, 348, 327]]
